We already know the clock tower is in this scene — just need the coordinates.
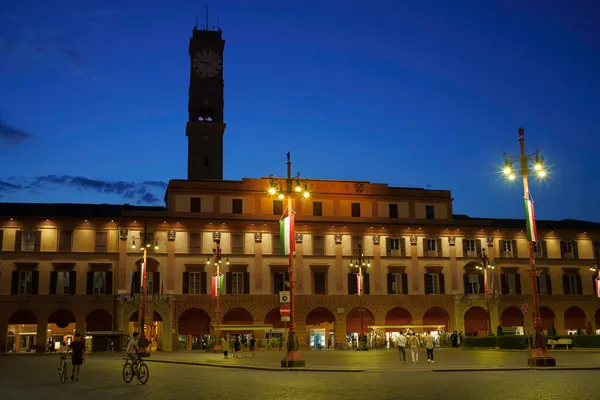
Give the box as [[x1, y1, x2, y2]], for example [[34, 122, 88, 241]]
[[186, 26, 226, 180]]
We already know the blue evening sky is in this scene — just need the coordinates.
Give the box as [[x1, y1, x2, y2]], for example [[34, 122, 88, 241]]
[[1, 0, 599, 222]]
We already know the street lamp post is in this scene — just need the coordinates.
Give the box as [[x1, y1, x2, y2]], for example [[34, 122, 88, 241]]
[[349, 244, 371, 350], [476, 249, 494, 335], [130, 223, 159, 350], [268, 152, 310, 368], [206, 238, 229, 351], [502, 127, 555, 367]]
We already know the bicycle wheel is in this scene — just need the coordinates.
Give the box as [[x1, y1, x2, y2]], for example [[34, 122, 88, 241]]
[[137, 363, 149, 385], [60, 363, 67, 383], [122, 363, 134, 383]]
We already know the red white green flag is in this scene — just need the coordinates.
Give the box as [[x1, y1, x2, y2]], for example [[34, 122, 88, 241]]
[[211, 275, 224, 297], [524, 194, 538, 242], [140, 261, 146, 292], [595, 278, 600, 298], [279, 214, 295, 255], [357, 274, 363, 294]]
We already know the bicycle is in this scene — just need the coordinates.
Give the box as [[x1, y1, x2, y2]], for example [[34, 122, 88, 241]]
[[57, 350, 71, 383], [122, 353, 149, 384]]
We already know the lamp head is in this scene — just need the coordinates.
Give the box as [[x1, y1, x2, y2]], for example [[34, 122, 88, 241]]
[[503, 159, 513, 176], [131, 240, 136, 249]]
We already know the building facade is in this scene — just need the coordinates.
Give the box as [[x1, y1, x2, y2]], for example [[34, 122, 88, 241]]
[[1, 25, 599, 353]]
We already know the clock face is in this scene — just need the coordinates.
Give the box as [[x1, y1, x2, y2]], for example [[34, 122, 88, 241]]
[[192, 50, 222, 78]]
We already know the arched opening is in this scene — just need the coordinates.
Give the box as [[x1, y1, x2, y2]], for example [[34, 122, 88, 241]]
[[222, 308, 254, 334], [263, 308, 286, 350], [423, 307, 450, 330], [178, 308, 211, 350], [383, 307, 413, 349], [85, 309, 116, 352], [539, 306, 555, 333], [463, 262, 484, 295], [7, 310, 37, 353], [306, 307, 335, 349], [48, 309, 77, 350], [128, 310, 163, 351], [564, 306, 587, 333], [501, 307, 524, 328], [346, 307, 375, 349], [464, 306, 488, 336]]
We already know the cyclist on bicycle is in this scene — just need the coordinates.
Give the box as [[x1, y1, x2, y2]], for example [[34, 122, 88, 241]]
[[126, 332, 140, 364]]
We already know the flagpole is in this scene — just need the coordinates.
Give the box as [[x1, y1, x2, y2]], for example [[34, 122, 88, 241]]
[[503, 128, 555, 367], [212, 239, 225, 351]]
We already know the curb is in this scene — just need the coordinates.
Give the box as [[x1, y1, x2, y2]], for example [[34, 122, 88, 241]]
[[432, 366, 600, 372], [145, 359, 364, 373]]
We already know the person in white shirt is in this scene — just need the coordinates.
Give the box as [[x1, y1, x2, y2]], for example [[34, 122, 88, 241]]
[[425, 331, 436, 363], [126, 332, 140, 363], [408, 333, 421, 363], [397, 331, 407, 363]]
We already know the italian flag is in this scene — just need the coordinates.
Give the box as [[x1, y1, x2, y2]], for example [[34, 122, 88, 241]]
[[140, 261, 146, 292], [211, 275, 224, 297], [279, 214, 296, 255], [357, 274, 363, 294], [524, 195, 538, 242], [595, 278, 600, 298]]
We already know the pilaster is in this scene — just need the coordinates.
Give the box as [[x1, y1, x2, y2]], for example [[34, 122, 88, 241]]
[[295, 233, 304, 294], [254, 232, 263, 293], [118, 229, 129, 294], [167, 231, 176, 293], [410, 235, 420, 293], [335, 234, 343, 294], [372, 235, 382, 293], [449, 236, 458, 293]]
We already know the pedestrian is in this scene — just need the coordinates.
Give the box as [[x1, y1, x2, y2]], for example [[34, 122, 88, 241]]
[[425, 332, 435, 363], [397, 331, 407, 364], [249, 335, 256, 357], [451, 331, 458, 348], [234, 337, 241, 358], [408, 333, 420, 364], [69, 332, 85, 381]]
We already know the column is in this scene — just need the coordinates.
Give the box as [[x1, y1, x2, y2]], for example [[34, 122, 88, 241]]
[[373, 235, 382, 293], [167, 230, 176, 293], [253, 233, 263, 293], [295, 234, 304, 294], [410, 236, 420, 293], [335, 235, 343, 294], [35, 322, 48, 353], [161, 303, 173, 351], [448, 237, 458, 293], [118, 229, 129, 294]]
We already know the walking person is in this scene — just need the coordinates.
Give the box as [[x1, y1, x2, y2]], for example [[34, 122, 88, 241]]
[[233, 337, 241, 358], [408, 333, 420, 364], [249, 335, 256, 357], [397, 331, 407, 364], [69, 332, 85, 381], [425, 332, 435, 363]]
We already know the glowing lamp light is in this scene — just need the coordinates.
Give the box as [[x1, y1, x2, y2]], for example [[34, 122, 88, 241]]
[[503, 166, 512, 175], [508, 173, 516, 181], [146, 242, 151, 248], [268, 187, 277, 195], [303, 191, 310, 198], [154, 244, 159, 251], [278, 193, 285, 200], [131, 240, 136, 249], [295, 185, 302, 192], [537, 170, 547, 178]]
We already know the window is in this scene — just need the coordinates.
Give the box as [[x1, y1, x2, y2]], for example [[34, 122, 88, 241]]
[[274, 272, 287, 294], [389, 273, 406, 294], [95, 231, 108, 252], [560, 241, 578, 259], [56, 271, 70, 295], [22, 231, 37, 252], [232, 198, 243, 214], [389, 204, 398, 219], [386, 238, 405, 256], [273, 200, 283, 215], [231, 233, 244, 254], [506, 274, 518, 295], [147, 274, 154, 294], [313, 272, 326, 294], [351, 236, 363, 256], [18, 271, 33, 294], [189, 272, 203, 294], [273, 235, 281, 255], [464, 239, 477, 258], [537, 274, 550, 295], [190, 197, 201, 212], [425, 273, 443, 294], [563, 274, 582, 295], [93, 271, 106, 294], [351, 203, 361, 218], [425, 205, 435, 220], [232, 272, 244, 295], [58, 230, 72, 252], [426, 239, 436, 255], [312, 202, 322, 217], [501, 240, 513, 257], [313, 235, 325, 256], [533, 241, 544, 258], [467, 273, 481, 294], [189, 233, 202, 253]]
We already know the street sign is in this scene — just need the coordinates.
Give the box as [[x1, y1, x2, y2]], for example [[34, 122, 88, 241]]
[[521, 303, 529, 317], [281, 316, 290, 322], [279, 291, 290, 304], [280, 304, 291, 317]]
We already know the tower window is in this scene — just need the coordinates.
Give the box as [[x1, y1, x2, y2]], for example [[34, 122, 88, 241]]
[[203, 158, 209, 167], [273, 200, 283, 215], [232, 199, 243, 214], [190, 197, 201, 213]]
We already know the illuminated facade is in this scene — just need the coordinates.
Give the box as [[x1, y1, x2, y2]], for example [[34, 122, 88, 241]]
[[1, 26, 599, 353]]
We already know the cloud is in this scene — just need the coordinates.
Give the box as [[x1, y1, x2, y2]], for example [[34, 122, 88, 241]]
[[0, 175, 167, 205], [0, 118, 32, 144]]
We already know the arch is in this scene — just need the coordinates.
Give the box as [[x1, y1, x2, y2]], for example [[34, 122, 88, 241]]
[[134, 257, 160, 271], [423, 307, 450, 329], [346, 307, 374, 334], [539, 306, 555, 331], [265, 308, 286, 329], [8, 310, 37, 325], [464, 306, 488, 335], [48, 309, 76, 328], [463, 261, 483, 271], [564, 306, 586, 331], [306, 307, 335, 325], [222, 308, 253, 325], [129, 310, 163, 322], [178, 308, 211, 335], [501, 307, 523, 327], [85, 309, 113, 332], [385, 307, 412, 330]]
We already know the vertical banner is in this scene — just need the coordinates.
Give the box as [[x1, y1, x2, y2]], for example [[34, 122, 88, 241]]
[[140, 261, 146, 291], [279, 214, 296, 255], [212, 275, 224, 297], [357, 274, 363, 294], [524, 195, 538, 242]]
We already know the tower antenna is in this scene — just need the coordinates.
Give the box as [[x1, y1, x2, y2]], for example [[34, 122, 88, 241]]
[[205, 6, 209, 31], [199, 7, 203, 29]]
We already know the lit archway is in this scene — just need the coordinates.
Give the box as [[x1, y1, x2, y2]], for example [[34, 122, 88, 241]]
[[7, 310, 38, 353], [178, 308, 211, 335], [306, 308, 336, 349]]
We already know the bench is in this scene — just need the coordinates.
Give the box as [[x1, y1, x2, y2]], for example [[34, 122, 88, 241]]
[[547, 338, 573, 349]]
